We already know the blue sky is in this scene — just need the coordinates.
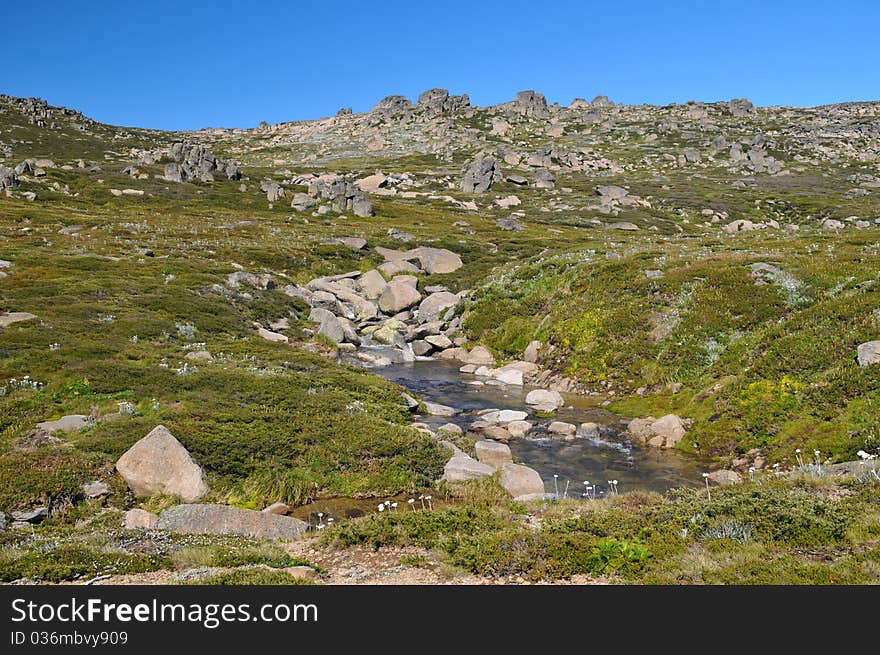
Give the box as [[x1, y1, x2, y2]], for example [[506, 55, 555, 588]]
[[2, 0, 878, 130]]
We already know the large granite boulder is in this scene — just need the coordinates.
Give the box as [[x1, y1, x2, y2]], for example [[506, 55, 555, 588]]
[[115, 426, 209, 502]]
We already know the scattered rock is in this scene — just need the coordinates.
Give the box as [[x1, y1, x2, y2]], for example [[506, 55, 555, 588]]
[[525, 389, 564, 409], [857, 341, 880, 366], [442, 455, 495, 482], [707, 470, 743, 486]]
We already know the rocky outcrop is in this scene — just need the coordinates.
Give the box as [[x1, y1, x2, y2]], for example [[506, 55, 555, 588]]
[[417, 88, 470, 114], [156, 141, 240, 182], [115, 425, 209, 502], [156, 504, 308, 540], [462, 157, 501, 193]]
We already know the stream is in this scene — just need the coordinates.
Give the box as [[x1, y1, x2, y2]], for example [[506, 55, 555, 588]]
[[375, 359, 709, 497]]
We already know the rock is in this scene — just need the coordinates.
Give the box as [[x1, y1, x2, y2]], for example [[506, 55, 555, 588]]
[[480, 409, 529, 424], [525, 389, 564, 409], [351, 193, 374, 217], [723, 219, 757, 234], [460, 345, 495, 366], [499, 463, 545, 497], [115, 425, 209, 502], [608, 222, 640, 231], [291, 193, 316, 211], [650, 414, 686, 448], [157, 504, 308, 540], [857, 341, 880, 366], [494, 195, 521, 209], [262, 502, 290, 515], [496, 217, 524, 232], [358, 269, 389, 299], [475, 440, 513, 467], [35, 414, 90, 434], [185, 350, 214, 362], [493, 367, 523, 385], [356, 173, 387, 192], [12, 507, 48, 523], [424, 401, 458, 417], [0, 165, 19, 189], [438, 423, 463, 436], [401, 392, 420, 410], [336, 237, 367, 250], [707, 470, 743, 486], [684, 148, 701, 163], [379, 260, 420, 277], [408, 247, 463, 274], [462, 157, 502, 193], [596, 185, 628, 200], [514, 90, 549, 117], [577, 422, 601, 439], [425, 334, 453, 349], [548, 421, 577, 437], [308, 307, 344, 343], [124, 508, 159, 530], [257, 326, 289, 343], [286, 565, 321, 581], [533, 168, 556, 189], [261, 180, 285, 202], [82, 481, 109, 498], [0, 312, 37, 328], [379, 280, 422, 313], [506, 421, 533, 438], [472, 425, 512, 442], [412, 340, 433, 356], [506, 174, 528, 185], [523, 340, 542, 363], [442, 455, 495, 482], [418, 291, 460, 323]]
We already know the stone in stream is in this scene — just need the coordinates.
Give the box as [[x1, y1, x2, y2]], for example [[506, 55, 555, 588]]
[[378, 279, 422, 313], [525, 389, 564, 409], [411, 340, 433, 356], [470, 425, 512, 443], [423, 401, 458, 417], [499, 463, 545, 498], [506, 420, 533, 438], [418, 291, 461, 323], [459, 345, 495, 366], [115, 425, 209, 502], [577, 422, 601, 439], [479, 409, 528, 424], [438, 423, 463, 436], [157, 504, 308, 540], [442, 455, 495, 482], [492, 367, 523, 385], [475, 440, 513, 468], [459, 364, 478, 374], [124, 508, 159, 530], [548, 421, 577, 437], [425, 334, 453, 349]]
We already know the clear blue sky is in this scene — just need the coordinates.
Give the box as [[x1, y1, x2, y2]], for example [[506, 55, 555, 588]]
[[3, 0, 878, 130]]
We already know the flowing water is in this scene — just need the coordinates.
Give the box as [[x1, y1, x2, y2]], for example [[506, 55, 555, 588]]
[[374, 359, 709, 497]]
